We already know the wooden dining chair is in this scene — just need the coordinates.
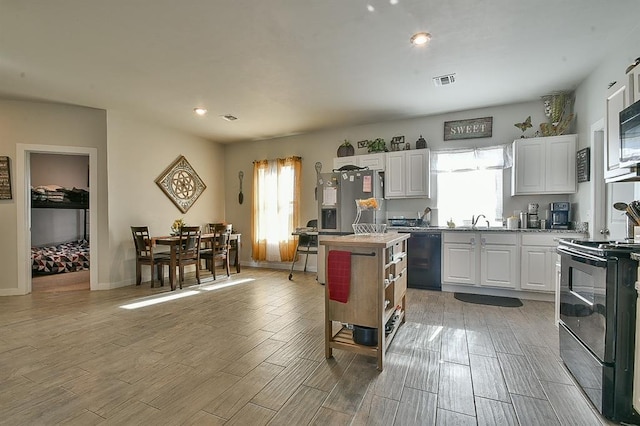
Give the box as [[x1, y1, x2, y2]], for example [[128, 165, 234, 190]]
[[201, 223, 232, 279], [157, 225, 202, 290], [131, 226, 169, 288]]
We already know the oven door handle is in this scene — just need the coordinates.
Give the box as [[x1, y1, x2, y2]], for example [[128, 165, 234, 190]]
[[557, 246, 607, 266]]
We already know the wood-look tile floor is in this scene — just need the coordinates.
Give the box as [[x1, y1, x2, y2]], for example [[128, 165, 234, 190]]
[[0, 268, 618, 425]]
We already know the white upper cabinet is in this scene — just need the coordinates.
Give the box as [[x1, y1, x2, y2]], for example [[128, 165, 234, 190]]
[[604, 81, 632, 182], [333, 152, 386, 171], [629, 65, 640, 106], [358, 153, 386, 171], [385, 150, 430, 198], [604, 78, 640, 182], [511, 134, 577, 195]]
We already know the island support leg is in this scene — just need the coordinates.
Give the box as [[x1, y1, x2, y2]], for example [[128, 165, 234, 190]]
[[325, 287, 333, 359]]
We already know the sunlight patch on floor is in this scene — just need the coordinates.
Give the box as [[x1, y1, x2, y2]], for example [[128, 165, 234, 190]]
[[199, 277, 255, 291], [119, 290, 199, 309], [119, 277, 256, 309]]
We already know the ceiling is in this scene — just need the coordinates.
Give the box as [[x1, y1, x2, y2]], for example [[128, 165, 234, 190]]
[[2, 1, 639, 143]]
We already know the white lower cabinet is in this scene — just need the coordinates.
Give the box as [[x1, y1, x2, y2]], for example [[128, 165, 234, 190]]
[[520, 233, 584, 293], [443, 232, 517, 289], [442, 233, 477, 285], [480, 234, 518, 289], [520, 246, 556, 292], [444, 231, 584, 295]]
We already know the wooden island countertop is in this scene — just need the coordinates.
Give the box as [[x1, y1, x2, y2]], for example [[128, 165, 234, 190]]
[[319, 232, 409, 249]]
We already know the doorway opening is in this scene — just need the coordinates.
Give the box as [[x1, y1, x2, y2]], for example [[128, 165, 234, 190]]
[[16, 144, 98, 295], [30, 153, 90, 293]]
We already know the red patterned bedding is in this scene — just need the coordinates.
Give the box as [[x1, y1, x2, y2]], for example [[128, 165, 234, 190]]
[[32, 240, 90, 274]]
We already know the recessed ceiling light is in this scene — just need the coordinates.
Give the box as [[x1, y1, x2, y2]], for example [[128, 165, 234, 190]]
[[366, 4, 375, 12], [220, 114, 238, 121], [193, 107, 207, 116], [410, 32, 431, 46]]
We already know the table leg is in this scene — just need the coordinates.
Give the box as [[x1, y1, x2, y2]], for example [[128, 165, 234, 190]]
[[235, 239, 240, 273], [169, 246, 177, 290]]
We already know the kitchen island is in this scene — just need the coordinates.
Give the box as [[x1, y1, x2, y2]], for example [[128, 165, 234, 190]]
[[320, 232, 409, 371]]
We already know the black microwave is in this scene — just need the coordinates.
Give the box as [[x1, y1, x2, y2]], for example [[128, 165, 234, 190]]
[[620, 99, 640, 167]]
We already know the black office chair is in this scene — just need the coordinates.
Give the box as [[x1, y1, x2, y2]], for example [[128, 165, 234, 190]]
[[288, 219, 318, 280]]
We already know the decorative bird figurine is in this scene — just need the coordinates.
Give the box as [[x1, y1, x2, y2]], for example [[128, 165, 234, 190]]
[[514, 116, 532, 133]]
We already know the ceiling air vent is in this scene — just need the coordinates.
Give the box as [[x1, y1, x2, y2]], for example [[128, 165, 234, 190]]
[[433, 73, 456, 87], [220, 114, 238, 121]]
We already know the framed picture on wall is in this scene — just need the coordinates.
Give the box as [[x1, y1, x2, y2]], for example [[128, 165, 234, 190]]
[[0, 156, 12, 200], [155, 155, 206, 213]]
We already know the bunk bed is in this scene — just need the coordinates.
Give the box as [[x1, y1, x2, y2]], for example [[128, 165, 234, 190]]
[[31, 185, 90, 274]]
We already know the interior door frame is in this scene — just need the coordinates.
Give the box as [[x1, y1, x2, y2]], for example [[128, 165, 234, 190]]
[[16, 144, 98, 294]]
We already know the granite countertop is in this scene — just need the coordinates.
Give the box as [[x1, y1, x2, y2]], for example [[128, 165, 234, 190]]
[[387, 226, 586, 234]]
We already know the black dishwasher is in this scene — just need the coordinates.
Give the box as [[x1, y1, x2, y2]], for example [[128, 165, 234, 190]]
[[404, 231, 442, 290]]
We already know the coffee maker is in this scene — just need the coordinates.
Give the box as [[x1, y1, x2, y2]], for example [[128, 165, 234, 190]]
[[550, 202, 571, 229], [527, 203, 540, 228]]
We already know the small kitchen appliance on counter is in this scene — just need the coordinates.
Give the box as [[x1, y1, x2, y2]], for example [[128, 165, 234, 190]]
[[550, 201, 571, 229], [527, 203, 540, 228]]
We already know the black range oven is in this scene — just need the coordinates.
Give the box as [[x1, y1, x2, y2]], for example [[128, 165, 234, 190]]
[[557, 239, 639, 423]]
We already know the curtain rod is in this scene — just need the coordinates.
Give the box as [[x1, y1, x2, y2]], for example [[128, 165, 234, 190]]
[[253, 156, 302, 163]]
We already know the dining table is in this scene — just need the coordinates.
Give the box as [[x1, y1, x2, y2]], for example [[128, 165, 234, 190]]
[[152, 232, 241, 290]]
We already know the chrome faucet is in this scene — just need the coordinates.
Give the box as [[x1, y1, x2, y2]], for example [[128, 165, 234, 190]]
[[471, 214, 489, 229]]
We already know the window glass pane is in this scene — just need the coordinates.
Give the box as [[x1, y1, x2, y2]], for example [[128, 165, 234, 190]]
[[437, 169, 503, 226]]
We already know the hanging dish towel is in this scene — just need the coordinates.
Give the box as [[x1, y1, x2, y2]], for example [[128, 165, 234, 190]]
[[328, 250, 351, 303]]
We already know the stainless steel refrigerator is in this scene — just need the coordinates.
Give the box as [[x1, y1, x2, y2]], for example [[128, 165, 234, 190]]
[[317, 169, 385, 233], [316, 168, 385, 283]]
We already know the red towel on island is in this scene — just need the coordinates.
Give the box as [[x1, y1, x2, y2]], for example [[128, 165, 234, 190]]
[[328, 250, 351, 303]]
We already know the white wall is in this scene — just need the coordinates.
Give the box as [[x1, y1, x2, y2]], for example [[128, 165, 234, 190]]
[[0, 100, 108, 293], [105, 110, 225, 287], [573, 24, 640, 236], [0, 100, 225, 293]]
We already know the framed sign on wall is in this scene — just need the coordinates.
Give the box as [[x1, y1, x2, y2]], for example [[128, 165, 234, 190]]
[[0, 156, 12, 200], [444, 116, 493, 141], [576, 147, 590, 183], [155, 155, 206, 213]]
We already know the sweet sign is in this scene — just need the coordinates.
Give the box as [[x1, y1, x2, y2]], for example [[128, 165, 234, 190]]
[[444, 116, 493, 141]]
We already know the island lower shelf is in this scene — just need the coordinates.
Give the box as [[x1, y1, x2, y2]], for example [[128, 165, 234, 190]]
[[328, 310, 405, 357]]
